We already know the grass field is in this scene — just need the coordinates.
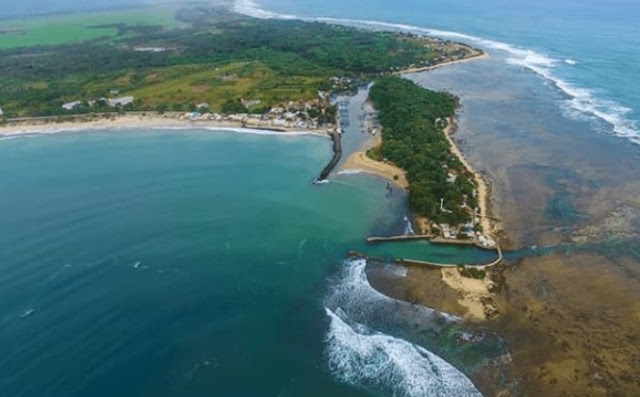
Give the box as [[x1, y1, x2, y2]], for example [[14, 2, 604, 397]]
[[0, 7, 182, 49], [126, 62, 327, 112]]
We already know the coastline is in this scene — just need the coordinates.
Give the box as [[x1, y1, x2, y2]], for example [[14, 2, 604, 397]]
[[0, 112, 333, 139], [443, 119, 500, 240], [340, 134, 409, 188], [395, 50, 488, 76], [340, 53, 500, 242]]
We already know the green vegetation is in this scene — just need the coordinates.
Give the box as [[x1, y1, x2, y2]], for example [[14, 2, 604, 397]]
[[0, 7, 182, 49], [369, 77, 477, 225], [0, 7, 474, 118], [457, 265, 486, 279]]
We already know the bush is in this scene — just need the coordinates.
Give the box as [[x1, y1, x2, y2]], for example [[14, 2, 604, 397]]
[[457, 265, 486, 279]]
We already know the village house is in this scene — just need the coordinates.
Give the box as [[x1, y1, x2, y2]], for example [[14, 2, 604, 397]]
[[108, 96, 134, 107], [62, 101, 82, 111]]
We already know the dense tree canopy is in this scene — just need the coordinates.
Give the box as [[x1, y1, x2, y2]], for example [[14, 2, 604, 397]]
[[369, 77, 476, 225]]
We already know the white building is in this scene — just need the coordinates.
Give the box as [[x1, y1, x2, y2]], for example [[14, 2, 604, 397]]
[[62, 101, 82, 111], [108, 96, 134, 107]]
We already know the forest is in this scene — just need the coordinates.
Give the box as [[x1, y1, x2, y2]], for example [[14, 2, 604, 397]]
[[0, 7, 450, 117], [368, 76, 477, 226]]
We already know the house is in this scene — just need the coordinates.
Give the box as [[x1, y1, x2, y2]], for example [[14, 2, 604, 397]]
[[133, 46, 167, 53], [241, 99, 261, 108], [62, 101, 82, 111], [108, 96, 134, 107], [272, 118, 288, 127]]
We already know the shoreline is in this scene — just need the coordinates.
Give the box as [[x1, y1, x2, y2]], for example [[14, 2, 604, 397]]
[[340, 140, 409, 189], [396, 51, 489, 76], [0, 112, 333, 139], [443, 119, 500, 240]]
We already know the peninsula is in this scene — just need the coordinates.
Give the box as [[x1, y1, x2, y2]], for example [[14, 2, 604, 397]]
[[343, 77, 498, 251]]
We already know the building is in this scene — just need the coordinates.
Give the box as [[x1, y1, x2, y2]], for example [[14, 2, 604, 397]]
[[62, 101, 82, 111], [108, 96, 134, 107], [0, 107, 3, 117]]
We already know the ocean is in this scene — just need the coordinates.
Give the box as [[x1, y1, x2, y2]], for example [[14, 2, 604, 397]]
[[240, 0, 640, 145], [2, 0, 639, 395], [0, 130, 496, 396]]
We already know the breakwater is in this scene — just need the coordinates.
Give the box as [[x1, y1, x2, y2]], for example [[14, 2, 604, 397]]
[[366, 235, 432, 243], [362, 235, 503, 268], [315, 132, 342, 182]]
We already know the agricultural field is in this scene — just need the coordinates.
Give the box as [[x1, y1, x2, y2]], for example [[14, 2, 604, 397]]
[[127, 62, 327, 112], [0, 7, 182, 49]]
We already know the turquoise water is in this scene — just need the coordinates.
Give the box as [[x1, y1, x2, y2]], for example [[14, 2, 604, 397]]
[[5, 0, 637, 394], [0, 130, 491, 396]]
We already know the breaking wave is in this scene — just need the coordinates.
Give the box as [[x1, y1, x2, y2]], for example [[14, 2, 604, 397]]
[[325, 308, 481, 397], [323, 258, 480, 395], [232, 0, 639, 145], [336, 169, 365, 175]]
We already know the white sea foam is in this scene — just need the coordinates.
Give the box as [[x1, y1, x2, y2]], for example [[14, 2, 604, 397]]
[[232, 0, 297, 19], [321, 257, 478, 395], [565, 58, 577, 66], [403, 215, 415, 235], [325, 258, 459, 324], [0, 125, 329, 142], [336, 169, 366, 175], [232, 0, 639, 144], [20, 308, 35, 318], [325, 308, 481, 396]]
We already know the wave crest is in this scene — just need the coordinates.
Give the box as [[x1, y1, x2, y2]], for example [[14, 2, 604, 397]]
[[322, 259, 480, 395], [325, 307, 482, 396], [232, 0, 639, 144]]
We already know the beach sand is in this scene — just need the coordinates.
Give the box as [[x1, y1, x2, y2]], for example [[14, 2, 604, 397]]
[[443, 120, 501, 240], [0, 112, 331, 137], [397, 51, 489, 76], [341, 150, 409, 189], [440, 267, 495, 321]]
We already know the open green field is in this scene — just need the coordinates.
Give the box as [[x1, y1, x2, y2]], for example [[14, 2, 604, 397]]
[[0, 7, 182, 49], [126, 62, 327, 112]]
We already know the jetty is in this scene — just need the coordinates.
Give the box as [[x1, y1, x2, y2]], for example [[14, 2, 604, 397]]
[[366, 235, 432, 243], [315, 131, 342, 182], [397, 244, 503, 269], [363, 233, 503, 268]]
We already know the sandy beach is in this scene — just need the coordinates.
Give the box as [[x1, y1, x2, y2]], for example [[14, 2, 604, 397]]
[[340, 134, 409, 188], [396, 51, 489, 75], [440, 267, 494, 321], [0, 112, 332, 138], [443, 120, 500, 239]]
